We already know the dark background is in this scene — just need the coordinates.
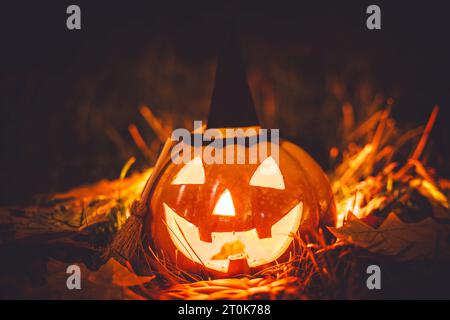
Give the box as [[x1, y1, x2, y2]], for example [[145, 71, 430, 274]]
[[1, 0, 449, 205]]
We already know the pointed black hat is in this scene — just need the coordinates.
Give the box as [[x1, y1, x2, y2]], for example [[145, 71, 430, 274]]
[[206, 25, 259, 129]]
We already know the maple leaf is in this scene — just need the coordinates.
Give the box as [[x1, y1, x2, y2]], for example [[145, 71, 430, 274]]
[[328, 212, 450, 261]]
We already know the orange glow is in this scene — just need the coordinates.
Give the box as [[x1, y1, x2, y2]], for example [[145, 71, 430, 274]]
[[336, 192, 364, 227], [164, 202, 303, 273], [213, 189, 236, 217]]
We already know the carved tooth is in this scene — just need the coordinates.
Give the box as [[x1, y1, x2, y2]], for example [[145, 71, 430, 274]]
[[255, 225, 272, 239], [198, 228, 213, 243], [227, 253, 250, 275]]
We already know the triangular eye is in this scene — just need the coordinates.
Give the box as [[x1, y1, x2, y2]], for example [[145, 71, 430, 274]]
[[250, 156, 285, 190], [172, 156, 205, 185]]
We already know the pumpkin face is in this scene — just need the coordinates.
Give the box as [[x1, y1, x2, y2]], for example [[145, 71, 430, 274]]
[[145, 139, 336, 276]]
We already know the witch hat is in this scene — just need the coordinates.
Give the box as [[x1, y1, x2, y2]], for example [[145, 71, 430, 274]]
[[206, 25, 259, 129]]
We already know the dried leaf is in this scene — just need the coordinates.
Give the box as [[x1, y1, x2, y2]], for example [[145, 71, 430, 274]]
[[328, 212, 450, 261], [111, 259, 155, 287]]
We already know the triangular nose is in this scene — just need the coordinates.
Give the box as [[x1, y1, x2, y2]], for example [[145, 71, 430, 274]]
[[212, 189, 236, 217]]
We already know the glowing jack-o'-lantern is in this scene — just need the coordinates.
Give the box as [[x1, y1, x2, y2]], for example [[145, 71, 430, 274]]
[[136, 27, 336, 277], [145, 137, 336, 276]]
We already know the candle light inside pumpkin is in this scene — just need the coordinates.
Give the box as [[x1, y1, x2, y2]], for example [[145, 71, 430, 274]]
[[212, 189, 236, 217]]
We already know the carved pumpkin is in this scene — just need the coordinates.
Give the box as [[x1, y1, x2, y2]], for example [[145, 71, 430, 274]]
[[132, 26, 336, 277], [144, 138, 336, 276]]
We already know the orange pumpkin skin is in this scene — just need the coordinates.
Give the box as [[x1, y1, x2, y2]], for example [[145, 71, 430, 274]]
[[143, 139, 336, 278]]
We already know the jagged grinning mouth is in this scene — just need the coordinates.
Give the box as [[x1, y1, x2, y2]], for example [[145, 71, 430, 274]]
[[163, 202, 303, 273]]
